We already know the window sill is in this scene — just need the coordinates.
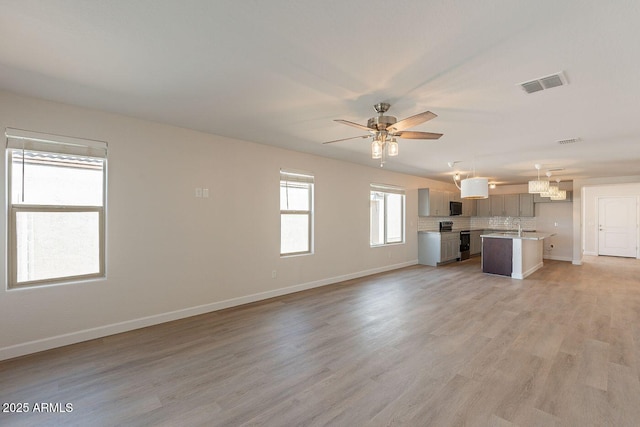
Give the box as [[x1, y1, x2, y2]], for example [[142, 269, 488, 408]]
[[370, 242, 405, 248]]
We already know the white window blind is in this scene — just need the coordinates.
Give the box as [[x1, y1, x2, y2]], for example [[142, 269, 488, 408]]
[[6, 128, 108, 158], [370, 183, 405, 195], [280, 170, 314, 184]]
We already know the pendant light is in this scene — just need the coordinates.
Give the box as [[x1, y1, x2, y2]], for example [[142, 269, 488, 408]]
[[528, 164, 549, 194], [452, 160, 488, 199], [461, 177, 489, 199], [540, 172, 557, 197], [549, 178, 566, 200]]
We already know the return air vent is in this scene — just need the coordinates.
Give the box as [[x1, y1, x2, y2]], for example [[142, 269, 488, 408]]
[[519, 71, 568, 94], [557, 137, 580, 145]]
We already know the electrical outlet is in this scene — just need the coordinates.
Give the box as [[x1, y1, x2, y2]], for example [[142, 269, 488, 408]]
[[271, 270, 277, 279], [203, 188, 209, 198], [195, 187, 202, 198]]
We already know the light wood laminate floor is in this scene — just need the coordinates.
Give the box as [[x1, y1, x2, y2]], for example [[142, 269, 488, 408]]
[[2, 256, 640, 426]]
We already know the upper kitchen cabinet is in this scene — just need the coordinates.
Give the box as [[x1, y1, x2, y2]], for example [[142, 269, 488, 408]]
[[503, 194, 519, 217], [504, 194, 534, 217], [476, 197, 491, 217], [418, 188, 446, 216], [490, 195, 506, 216], [475, 193, 535, 217], [518, 194, 535, 216], [462, 198, 477, 217]]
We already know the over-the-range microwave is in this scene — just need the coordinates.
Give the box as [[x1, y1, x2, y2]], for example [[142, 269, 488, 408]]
[[449, 201, 462, 216]]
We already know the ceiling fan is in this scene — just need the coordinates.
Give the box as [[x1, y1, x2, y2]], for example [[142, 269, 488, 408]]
[[324, 102, 443, 163]]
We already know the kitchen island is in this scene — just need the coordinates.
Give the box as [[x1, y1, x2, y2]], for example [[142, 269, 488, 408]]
[[480, 232, 553, 279]]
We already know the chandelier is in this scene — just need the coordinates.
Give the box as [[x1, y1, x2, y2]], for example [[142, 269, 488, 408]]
[[528, 164, 549, 194], [542, 178, 567, 200]]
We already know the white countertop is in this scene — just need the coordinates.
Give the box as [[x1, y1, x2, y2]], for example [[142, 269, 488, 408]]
[[418, 228, 535, 235], [480, 232, 554, 241]]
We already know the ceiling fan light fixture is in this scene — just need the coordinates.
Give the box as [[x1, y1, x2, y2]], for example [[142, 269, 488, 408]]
[[461, 177, 489, 199], [328, 103, 442, 163], [387, 138, 398, 156], [371, 138, 382, 159]]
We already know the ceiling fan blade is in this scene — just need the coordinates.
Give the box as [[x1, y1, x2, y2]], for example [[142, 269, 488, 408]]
[[334, 119, 373, 132], [396, 131, 443, 140], [388, 111, 437, 132], [322, 135, 369, 144]]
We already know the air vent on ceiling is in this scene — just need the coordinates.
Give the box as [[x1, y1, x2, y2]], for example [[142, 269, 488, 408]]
[[557, 137, 580, 145], [519, 71, 568, 94]]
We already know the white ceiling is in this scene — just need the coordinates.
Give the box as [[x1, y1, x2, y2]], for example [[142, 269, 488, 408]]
[[1, 0, 640, 185]]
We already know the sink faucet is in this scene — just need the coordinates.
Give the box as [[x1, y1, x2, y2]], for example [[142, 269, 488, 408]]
[[513, 218, 522, 236]]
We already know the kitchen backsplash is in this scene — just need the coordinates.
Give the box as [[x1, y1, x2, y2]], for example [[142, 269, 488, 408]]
[[417, 216, 471, 231], [418, 216, 537, 231]]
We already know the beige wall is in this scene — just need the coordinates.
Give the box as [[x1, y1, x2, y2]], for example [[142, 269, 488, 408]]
[[0, 90, 449, 360]]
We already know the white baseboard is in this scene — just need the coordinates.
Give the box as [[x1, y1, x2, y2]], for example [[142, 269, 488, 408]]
[[512, 261, 544, 280], [543, 255, 573, 262], [0, 260, 418, 361], [583, 251, 598, 256]]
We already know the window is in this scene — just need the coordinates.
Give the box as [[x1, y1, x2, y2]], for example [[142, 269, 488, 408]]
[[280, 170, 313, 256], [370, 184, 405, 246], [6, 128, 107, 288]]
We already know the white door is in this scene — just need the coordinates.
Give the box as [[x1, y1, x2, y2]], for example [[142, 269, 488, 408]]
[[598, 197, 637, 257]]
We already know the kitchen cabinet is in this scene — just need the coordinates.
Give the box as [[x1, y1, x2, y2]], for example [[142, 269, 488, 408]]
[[462, 199, 477, 217], [504, 194, 519, 217], [418, 232, 460, 266], [470, 230, 482, 255], [475, 193, 535, 217], [491, 195, 506, 216], [476, 197, 491, 217], [441, 232, 460, 262], [519, 194, 535, 217], [418, 188, 447, 216]]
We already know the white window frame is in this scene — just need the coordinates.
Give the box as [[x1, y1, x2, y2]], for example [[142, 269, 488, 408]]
[[280, 170, 314, 256], [370, 184, 405, 247], [5, 128, 107, 289]]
